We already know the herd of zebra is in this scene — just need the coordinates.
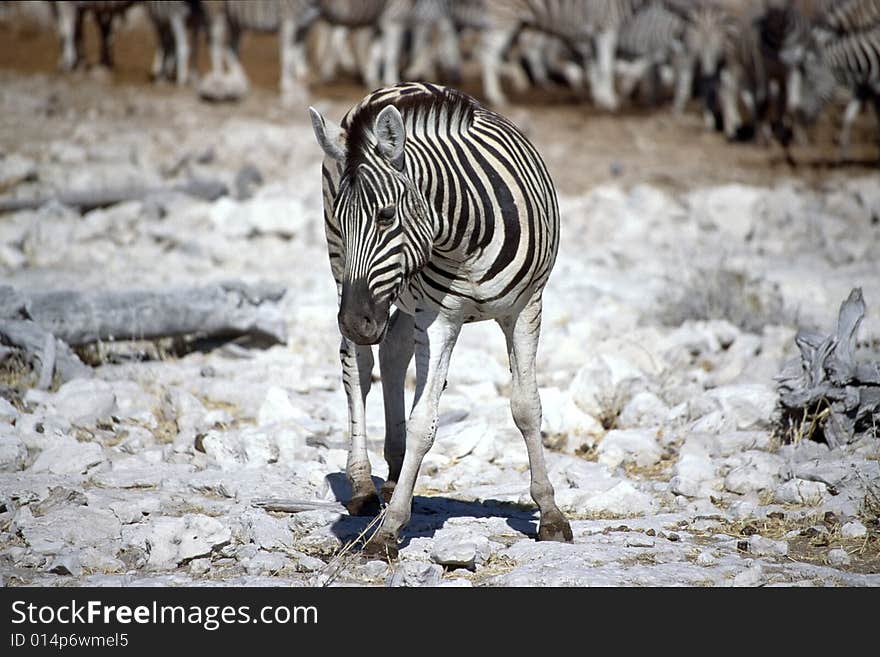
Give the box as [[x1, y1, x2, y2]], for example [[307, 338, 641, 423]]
[[13, 0, 880, 156]]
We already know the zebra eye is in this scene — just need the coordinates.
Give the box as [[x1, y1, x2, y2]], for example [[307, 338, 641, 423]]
[[376, 205, 396, 226]]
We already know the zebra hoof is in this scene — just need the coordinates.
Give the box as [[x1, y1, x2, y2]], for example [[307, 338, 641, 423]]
[[345, 494, 381, 517], [380, 480, 396, 503], [538, 512, 573, 543], [362, 531, 399, 560]]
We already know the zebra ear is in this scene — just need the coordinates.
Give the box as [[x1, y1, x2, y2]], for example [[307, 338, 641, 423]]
[[374, 105, 406, 170], [308, 107, 347, 162]]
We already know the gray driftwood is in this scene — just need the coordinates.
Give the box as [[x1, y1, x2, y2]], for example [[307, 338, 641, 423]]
[[777, 288, 880, 447], [0, 281, 287, 389], [0, 177, 228, 214]]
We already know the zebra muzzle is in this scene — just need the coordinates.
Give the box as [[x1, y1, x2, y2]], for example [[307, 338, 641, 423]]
[[338, 281, 390, 346]]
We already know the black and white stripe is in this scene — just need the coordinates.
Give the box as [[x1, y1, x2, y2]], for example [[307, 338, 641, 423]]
[[309, 82, 570, 548]]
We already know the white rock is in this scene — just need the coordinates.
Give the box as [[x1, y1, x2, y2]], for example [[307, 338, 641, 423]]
[[387, 561, 444, 587], [48, 379, 117, 424], [773, 479, 827, 506], [430, 529, 491, 570], [240, 508, 294, 550], [697, 549, 718, 566], [30, 439, 104, 475], [0, 398, 20, 422], [724, 451, 786, 494], [568, 356, 614, 419], [841, 521, 868, 539], [47, 552, 83, 577], [540, 387, 604, 450], [122, 514, 232, 569], [434, 420, 496, 460], [597, 429, 662, 468], [189, 558, 212, 576], [0, 153, 37, 188], [732, 562, 764, 587], [16, 506, 121, 553], [688, 184, 762, 242], [584, 481, 656, 516], [706, 384, 777, 430], [258, 386, 310, 426], [670, 452, 719, 498], [748, 535, 788, 557], [624, 534, 656, 548], [827, 548, 851, 567], [244, 550, 288, 576], [0, 428, 28, 472], [617, 392, 670, 429]]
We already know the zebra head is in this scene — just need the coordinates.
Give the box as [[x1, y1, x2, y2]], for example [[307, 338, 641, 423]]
[[309, 103, 433, 345]]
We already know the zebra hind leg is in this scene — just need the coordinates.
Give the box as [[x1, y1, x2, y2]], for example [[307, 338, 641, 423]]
[[378, 309, 414, 503], [499, 298, 572, 543]]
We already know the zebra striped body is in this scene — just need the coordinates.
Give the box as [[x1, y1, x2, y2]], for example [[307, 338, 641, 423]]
[[799, 0, 880, 157], [309, 82, 570, 551], [201, 0, 316, 99], [323, 83, 559, 323], [480, 0, 642, 108], [616, 1, 689, 105]]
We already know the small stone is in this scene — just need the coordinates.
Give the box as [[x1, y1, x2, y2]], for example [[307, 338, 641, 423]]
[[826, 548, 851, 567], [666, 532, 680, 542], [625, 535, 655, 548], [584, 481, 657, 516], [840, 521, 868, 539], [733, 562, 764, 587], [597, 429, 662, 468], [773, 479, 827, 505], [47, 553, 82, 577], [49, 379, 117, 424], [748, 535, 788, 557], [189, 558, 212, 576], [430, 530, 490, 570], [645, 528, 656, 537], [387, 561, 444, 587], [30, 439, 104, 475], [696, 549, 718, 566]]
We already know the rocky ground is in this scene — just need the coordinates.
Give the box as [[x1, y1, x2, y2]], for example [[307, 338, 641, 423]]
[[1, 61, 879, 587]]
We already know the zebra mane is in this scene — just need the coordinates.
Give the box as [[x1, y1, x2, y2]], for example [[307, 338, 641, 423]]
[[340, 83, 478, 179]]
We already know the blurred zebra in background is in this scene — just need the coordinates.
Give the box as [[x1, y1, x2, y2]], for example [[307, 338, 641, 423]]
[[479, 0, 643, 108], [793, 0, 880, 158], [616, 1, 690, 107], [146, 0, 203, 86], [53, 0, 136, 71], [200, 0, 318, 100]]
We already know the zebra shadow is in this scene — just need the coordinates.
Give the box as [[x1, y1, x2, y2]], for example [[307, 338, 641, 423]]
[[324, 472, 538, 548]]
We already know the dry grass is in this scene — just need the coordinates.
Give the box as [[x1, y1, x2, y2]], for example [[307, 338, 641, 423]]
[[658, 266, 791, 334]]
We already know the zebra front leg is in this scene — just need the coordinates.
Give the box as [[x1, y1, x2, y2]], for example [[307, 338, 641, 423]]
[[499, 296, 572, 543], [378, 309, 414, 502], [481, 27, 513, 107], [366, 310, 460, 558], [340, 337, 381, 516], [840, 97, 862, 162], [170, 12, 190, 86], [96, 11, 116, 69]]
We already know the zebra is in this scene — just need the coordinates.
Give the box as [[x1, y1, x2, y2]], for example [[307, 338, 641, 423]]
[[308, 82, 572, 556], [52, 0, 137, 72], [816, 0, 880, 158], [146, 1, 203, 86], [479, 0, 643, 109], [200, 0, 318, 100], [312, 0, 462, 90], [615, 0, 689, 106]]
